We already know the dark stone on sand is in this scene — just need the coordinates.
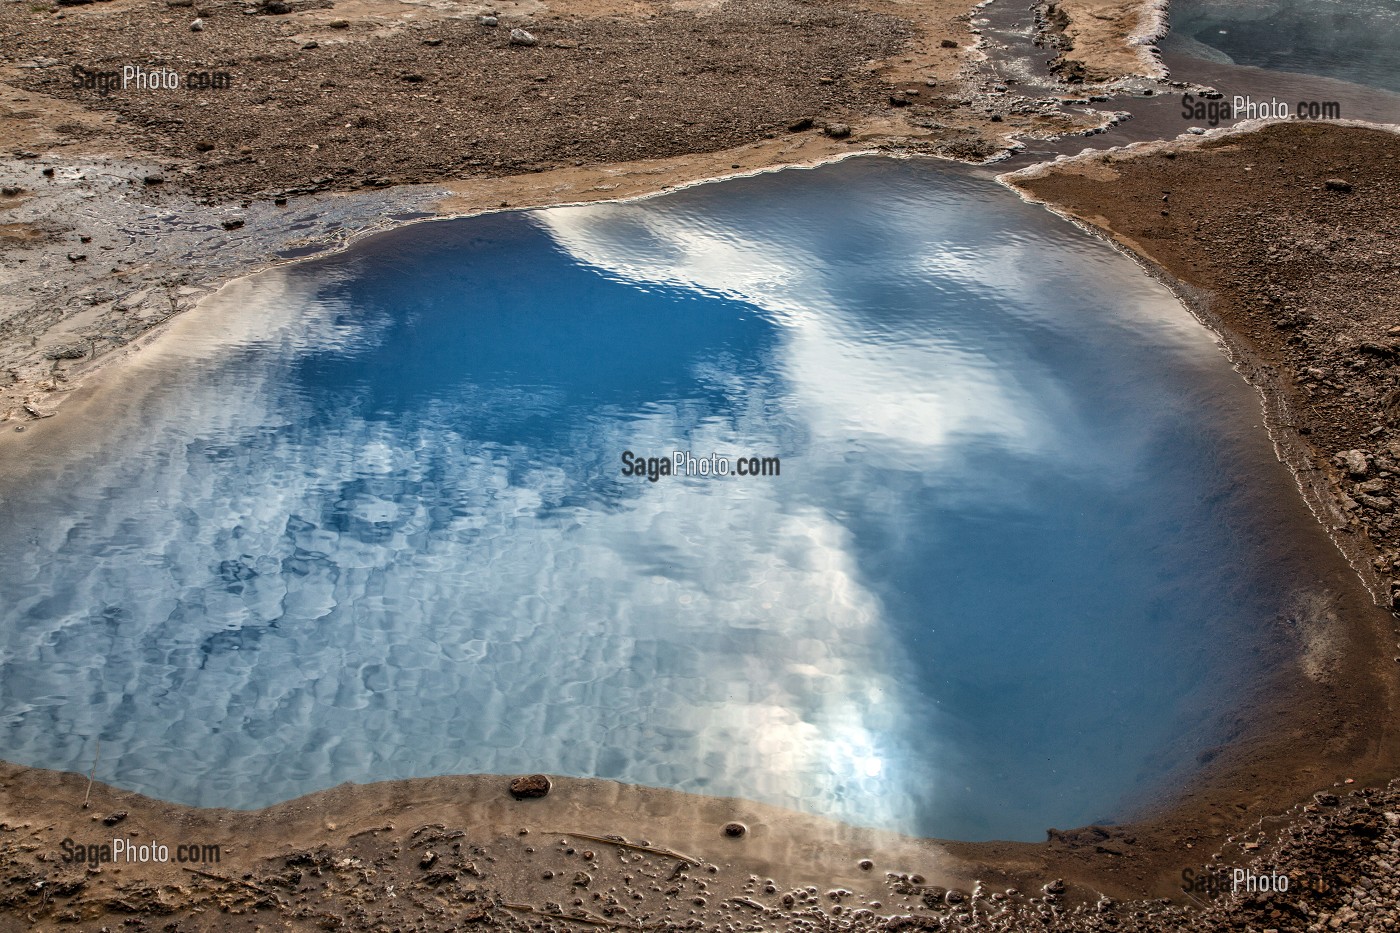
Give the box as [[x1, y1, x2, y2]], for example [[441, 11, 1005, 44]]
[[261, 0, 292, 13], [44, 344, 88, 360], [1324, 178, 1353, 193], [509, 774, 551, 798], [722, 821, 747, 837], [143, 175, 164, 185], [940, 38, 959, 48], [222, 218, 245, 230], [102, 810, 128, 826], [787, 117, 814, 132], [1, 185, 22, 196], [824, 123, 851, 139]]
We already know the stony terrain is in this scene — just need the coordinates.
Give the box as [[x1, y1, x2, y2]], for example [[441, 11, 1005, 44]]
[[3, 765, 1399, 932], [0, 0, 1106, 429]]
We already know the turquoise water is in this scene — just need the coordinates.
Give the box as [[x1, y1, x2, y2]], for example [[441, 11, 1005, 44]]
[[0, 158, 1311, 841]]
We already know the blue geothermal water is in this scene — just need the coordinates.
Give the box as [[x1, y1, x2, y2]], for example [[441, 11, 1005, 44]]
[[0, 158, 1315, 840]]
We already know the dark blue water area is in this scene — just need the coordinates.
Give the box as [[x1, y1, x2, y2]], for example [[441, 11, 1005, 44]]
[[1165, 0, 1400, 94], [0, 157, 1320, 841]]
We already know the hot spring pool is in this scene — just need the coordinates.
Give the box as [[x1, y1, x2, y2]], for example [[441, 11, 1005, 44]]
[[0, 158, 1322, 840]]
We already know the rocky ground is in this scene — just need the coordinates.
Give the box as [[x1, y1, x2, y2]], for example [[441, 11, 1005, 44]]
[[3, 764, 1399, 933], [0, 0, 1109, 431]]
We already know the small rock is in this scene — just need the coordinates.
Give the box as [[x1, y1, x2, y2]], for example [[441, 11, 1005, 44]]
[[302, 40, 318, 50], [786, 117, 814, 132], [573, 871, 592, 887], [1337, 449, 1370, 478], [102, 811, 127, 826], [509, 28, 538, 46], [222, 218, 245, 230], [142, 174, 164, 185], [478, 14, 498, 26], [42, 167, 55, 177], [940, 38, 959, 48], [722, 822, 747, 838], [195, 141, 215, 152], [44, 344, 88, 360], [858, 859, 873, 871], [508, 774, 551, 798], [423, 37, 442, 46], [1, 186, 22, 196], [1324, 178, 1353, 193], [262, 0, 291, 13], [66, 253, 87, 263], [824, 123, 851, 139], [328, 19, 349, 28], [190, 17, 203, 30], [419, 850, 438, 869]]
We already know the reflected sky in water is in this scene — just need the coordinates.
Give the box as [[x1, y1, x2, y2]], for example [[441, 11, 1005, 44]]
[[0, 158, 1300, 840]]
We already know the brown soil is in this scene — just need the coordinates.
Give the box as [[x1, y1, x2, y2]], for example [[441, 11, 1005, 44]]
[[0, 0, 1111, 429], [1034, 0, 1167, 84], [4, 763, 1400, 932], [0, 0, 1097, 201]]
